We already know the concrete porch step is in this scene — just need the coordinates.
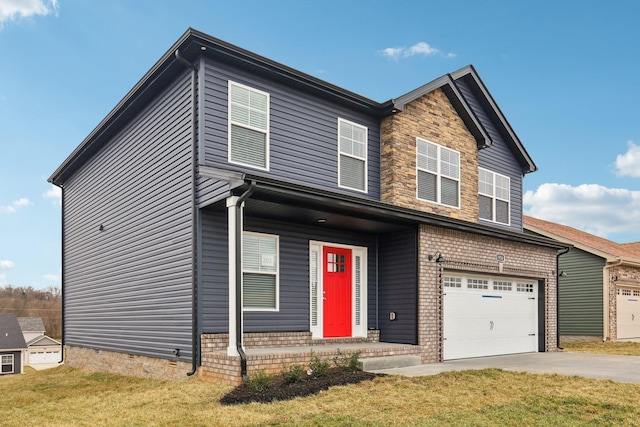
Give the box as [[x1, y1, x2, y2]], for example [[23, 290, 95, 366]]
[[360, 355, 422, 371]]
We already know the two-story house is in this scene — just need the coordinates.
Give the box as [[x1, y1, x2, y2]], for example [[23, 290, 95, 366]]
[[49, 28, 564, 383]]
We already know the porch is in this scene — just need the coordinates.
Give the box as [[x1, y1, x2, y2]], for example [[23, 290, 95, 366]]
[[200, 331, 423, 384]]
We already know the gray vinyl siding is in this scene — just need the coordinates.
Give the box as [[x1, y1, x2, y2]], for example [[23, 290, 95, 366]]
[[378, 229, 418, 344], [62, 71, 194, 361], [200, 59, 381, 200], [455, 78, 523, 232], [200, 210, 379, 333], [196, 175, 230, 208], [558, 248, 605, 336]]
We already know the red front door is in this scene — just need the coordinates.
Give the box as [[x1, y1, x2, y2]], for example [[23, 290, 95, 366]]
[[323, 246, 352, 337]]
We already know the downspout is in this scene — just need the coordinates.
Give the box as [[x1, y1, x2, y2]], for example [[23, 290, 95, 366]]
[[235, 181, 256, 382], [603, 259, 623, 342], [174, 49, 199, 376], [556, 246, 570, 350], [59, 185, 65, 364]]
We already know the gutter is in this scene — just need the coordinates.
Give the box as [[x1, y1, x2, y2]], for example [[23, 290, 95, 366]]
[[556, 246, 570, 350], [235, 181, 256, 382], [59, 186, 65, 364], [174, 49, 199, 376]]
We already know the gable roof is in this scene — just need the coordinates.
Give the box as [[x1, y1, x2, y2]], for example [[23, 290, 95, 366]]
[[49, 28, 537, 186], [27, 335, 61, 347], [17, 317, 45, 333], [523, 215, 640, 263], [0, 313, 28, 351]]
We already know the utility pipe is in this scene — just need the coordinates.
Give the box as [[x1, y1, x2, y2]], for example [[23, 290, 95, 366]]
[[555, 246, 570, 349]]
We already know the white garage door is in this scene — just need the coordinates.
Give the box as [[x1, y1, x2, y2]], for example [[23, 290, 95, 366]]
[[29, 350, 60, 364], [617, 287, 640, 339], [443, 275, 538, 360]]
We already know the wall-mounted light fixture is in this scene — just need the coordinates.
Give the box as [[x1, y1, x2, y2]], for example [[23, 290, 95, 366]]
[[428, 252, 445, 263], [612, 275, 618, 281], [558, 270, 568, 277], [317, 218, 327, 224], [99, 224, 104, 232]]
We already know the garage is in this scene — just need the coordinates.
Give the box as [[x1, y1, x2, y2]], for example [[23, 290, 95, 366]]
[[617, 287, 640, 339], [28, 350, 60, 364], [443, 274, 539, 360]]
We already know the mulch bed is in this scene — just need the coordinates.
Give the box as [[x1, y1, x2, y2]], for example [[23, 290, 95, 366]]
[[220, 368, 384, 405]]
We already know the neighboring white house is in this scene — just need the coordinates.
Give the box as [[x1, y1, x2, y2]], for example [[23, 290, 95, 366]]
[[17, 318, 61, 365]]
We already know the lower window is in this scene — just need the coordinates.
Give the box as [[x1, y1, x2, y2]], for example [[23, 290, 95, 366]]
[[1, 354, 14, 373], [243, 232, 279, 311]]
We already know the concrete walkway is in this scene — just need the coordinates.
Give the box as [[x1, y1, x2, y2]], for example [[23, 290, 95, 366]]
[[371, 352, 640, 384]]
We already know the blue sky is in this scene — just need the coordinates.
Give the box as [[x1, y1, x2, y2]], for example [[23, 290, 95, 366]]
[[1, 0, 640, 289]]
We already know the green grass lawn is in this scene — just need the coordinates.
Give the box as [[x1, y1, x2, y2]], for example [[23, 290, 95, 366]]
[[2, 361, 640, 426]]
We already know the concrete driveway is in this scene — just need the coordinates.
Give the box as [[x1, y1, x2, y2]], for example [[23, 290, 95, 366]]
[[371, 352, 640, 384]]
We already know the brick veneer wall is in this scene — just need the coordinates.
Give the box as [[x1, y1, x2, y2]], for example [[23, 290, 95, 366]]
[[381, 88, 479, 222], [64, 345, 192, 379], [608, 264, 640, 340], [418, 224, 559, 363]]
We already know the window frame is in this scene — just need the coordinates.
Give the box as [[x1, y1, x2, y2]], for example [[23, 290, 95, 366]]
[[228, 80, 270, 171], [337, 118, 368, 193], [1, 354, 14, 374], [415, 137, 461, 208], [478, 167, 511, 225], [242, 231, 279, 312]]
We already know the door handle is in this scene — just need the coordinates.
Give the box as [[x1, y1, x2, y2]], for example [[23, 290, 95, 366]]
[[633, 314, 635, 321], [490, 321, 494, 330]]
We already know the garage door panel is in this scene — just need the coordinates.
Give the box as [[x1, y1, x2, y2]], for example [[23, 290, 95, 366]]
[[444, 275, 538, 360], [617, 288, 640, 339]]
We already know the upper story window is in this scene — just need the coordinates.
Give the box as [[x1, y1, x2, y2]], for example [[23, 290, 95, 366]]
[[338, 119, 368, 193], [479, 168, 510, 225], [243, 232, 279, 311], [416, 138, 460, 207], [228, 81, 270, 170]]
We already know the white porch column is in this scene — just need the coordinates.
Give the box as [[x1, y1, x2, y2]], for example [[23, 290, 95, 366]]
[[226, 196, 243, 356]]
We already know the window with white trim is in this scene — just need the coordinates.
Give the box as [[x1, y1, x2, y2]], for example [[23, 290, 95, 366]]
[[1, 354, 13, 374], [228, 81, 269, 170], [243, 232, 278, 310], [416, 138, 460, 207], [338, 119, 367, 192], [479, 168, 510, 225]]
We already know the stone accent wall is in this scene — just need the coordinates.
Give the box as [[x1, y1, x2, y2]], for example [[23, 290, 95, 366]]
[[608, 264, 640, 340], [418, 224, 559, 362], [381, 89, 479, 222], [64, 345, 192, 380]]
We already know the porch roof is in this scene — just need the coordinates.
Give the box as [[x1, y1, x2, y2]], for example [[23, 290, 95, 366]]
[[202, 167, 566, 249]]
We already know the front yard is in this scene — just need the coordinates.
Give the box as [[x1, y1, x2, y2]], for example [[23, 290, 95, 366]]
[[1, 341, 639, 426]]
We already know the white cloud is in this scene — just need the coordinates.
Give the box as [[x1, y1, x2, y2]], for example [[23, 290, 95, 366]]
[[42, 273, 58, 281], [43, 184, 61, 206], [0, 197, 32, 213], [615, 141, 640, 177], [524, 183, 640, 238], [0, 260, 15, 269], [381, 42, 455, 60], [0, 0, 58, 28]]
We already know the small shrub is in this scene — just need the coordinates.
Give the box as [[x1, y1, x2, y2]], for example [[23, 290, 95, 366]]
[[333, 349, 362, 372], [308, 350, 330, 378], [281, 363, 305, 384], [248, 369, 273, 392]]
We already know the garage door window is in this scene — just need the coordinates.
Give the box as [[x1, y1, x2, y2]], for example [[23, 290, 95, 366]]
[[444, 276, 462, 288], [517, 283, 534, 293], [493, 281, 512, 291], [467, 278, 489, 290]]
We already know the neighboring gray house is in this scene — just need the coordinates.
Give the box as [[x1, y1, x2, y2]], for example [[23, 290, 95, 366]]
[[18, 317, 62, 365], [49, 28, 563, 383], [524, 216, 640, 342], [0, 314, 27, 375]]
